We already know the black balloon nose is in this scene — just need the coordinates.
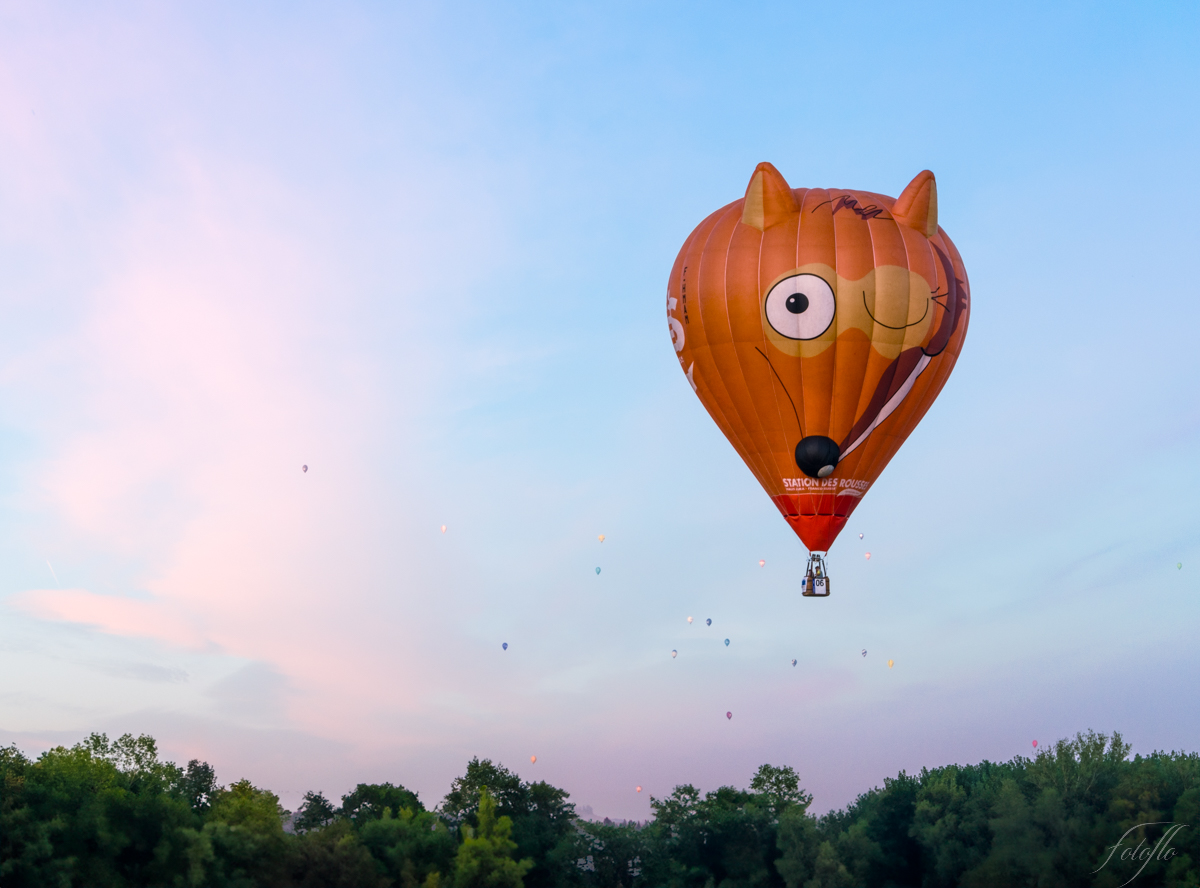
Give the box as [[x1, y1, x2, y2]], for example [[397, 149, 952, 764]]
[[795, 436, 840, 479]]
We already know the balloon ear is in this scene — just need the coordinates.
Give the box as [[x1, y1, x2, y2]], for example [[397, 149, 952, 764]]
[[741, 162, 798, 231], [892, 170, 938, 237]]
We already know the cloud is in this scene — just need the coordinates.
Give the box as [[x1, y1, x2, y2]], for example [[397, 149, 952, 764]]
[[12, 589, 207, 649], [92, 660, 190, 684]]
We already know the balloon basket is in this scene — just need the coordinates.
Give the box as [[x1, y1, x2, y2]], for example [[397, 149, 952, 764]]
[[801, 553, 830, 597]]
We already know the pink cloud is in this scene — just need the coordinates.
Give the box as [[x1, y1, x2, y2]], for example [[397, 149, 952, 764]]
[[12, 588, 208, 649]]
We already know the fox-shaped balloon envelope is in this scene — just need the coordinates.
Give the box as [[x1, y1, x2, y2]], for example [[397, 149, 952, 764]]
[[666, 164, 969, 555]]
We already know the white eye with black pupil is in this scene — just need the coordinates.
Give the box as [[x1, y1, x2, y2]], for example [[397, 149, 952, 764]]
[[764, 274, 836, 340]]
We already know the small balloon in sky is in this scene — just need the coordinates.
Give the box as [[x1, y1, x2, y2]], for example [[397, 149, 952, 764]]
[[861, 649, 867, 657], [671, 650, 677, 658], [791, 659, 797, 667], [724, 638, 730, 646], [758, 559, 765, 567], [865, 552, 872, 560], [595, 567, 601, 575], [1032, 740, 1038, 748], [706, 618, 712, 626], [726, 711, 732, 720], [530, 755, 537, 763], [441, 525, 446, 533], [859, 533, 863, 539], [302, 465, 308, 473], [887, 659, 894, 668], [598, 534, 605, 543], [502, 643, 508, 650], [687, 616, 693, 624], [636, 786, 642, 793]]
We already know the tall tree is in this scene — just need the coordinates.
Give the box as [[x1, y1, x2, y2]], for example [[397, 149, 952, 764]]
[[441, 757, 575, 887], [452, 787, 533, 888], [294, 790, 338, 833]]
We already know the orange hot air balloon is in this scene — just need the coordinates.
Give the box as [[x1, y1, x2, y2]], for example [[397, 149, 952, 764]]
[[667, 164, 969, 586]]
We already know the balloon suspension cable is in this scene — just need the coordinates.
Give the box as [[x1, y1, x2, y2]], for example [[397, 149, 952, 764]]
[[801, 552, 831, 597]]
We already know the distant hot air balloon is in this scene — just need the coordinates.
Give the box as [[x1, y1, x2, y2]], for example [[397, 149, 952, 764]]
[[859, 533, 864, 539], [687, 616, 693, 624], [726, 711, 732, 720], [791, 659, 797, 666], [706, 618, 712, 626], [724, 638, 730, 646], [302, 465, 308, 473], [441, 525, 446, 533], [599, 534, 605, 543], [667, 165, 970, 594], [887, 659, 894, 668], [502, 643, 508, 650], [759, 559, 765, 567], [530, 755, 537, 763], [861, 649, 867, 657], [636, 786, 642, 793], [671, 650, 677, 658], [865, 552, 872, 561], [595, 567, 601, 575], [1179, 563, 1183, 569], [1032, 740, 1038, 749]]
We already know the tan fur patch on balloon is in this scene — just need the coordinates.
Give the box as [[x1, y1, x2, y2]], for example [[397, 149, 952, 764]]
[[762, 265, 935, 360]]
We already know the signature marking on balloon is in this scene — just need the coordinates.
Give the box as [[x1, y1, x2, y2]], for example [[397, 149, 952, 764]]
[[810, 194, 890, 220]]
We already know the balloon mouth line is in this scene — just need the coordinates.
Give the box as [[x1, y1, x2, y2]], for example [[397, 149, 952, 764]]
[[862, 290, 929, 330]]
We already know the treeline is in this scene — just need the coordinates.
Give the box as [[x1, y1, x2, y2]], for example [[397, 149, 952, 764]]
[[2, 730, 1198, 887]]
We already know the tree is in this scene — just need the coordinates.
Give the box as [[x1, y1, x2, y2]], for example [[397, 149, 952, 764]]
[[908, 762, 1012, 886], [287, 819, 388, 888], [199, 778, 292, 886], [453, 787, 533, 888], [294, 790, 338, 832], [0, 733, 202, 887], [645, 772, 799, 887], [546, 819, 652, 888], [341, 781, 424, 825], [751, 764, 812, 818], [358, 805, 457, 888], [776, 805, 821, 888], [442, 759, 526, 829], [441, 758, 575, 887], [181, 759, 218, 813]]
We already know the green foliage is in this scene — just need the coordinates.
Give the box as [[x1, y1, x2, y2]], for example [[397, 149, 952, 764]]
[[199, 778, 292, 886], [357, 805, 457, 887], [546, 819, 652, 888], [452, 787, 533, 888], [440, 757, 575, 886], [341, 782, 424, 825], [751, 764, 813, 817], [0, 733, 202, 887], [293, 791, 337, 833], [180, 759, 218, 813], [285, 819, 387, 888], [3, 728, 1199, 887], [640, 766, 814, 887]]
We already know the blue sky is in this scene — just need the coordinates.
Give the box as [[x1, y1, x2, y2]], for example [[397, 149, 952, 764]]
[[0, 1, 1197, 820]]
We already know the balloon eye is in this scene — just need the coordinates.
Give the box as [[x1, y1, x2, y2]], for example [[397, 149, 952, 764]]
[[765, 274, 835, 340]]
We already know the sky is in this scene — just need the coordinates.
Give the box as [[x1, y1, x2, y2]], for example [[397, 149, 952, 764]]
[[1, 1, 1198, 821]]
